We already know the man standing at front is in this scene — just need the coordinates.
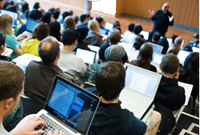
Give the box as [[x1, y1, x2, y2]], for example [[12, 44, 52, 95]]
[[149, 3, 174, 36]]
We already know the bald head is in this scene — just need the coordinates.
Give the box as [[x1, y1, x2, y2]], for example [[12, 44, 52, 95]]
[[38, 36, 60, 64], [162, 3, 170, 13]]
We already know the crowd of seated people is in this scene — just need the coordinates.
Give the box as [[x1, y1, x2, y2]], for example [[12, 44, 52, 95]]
[[0, 1, 199, 135]]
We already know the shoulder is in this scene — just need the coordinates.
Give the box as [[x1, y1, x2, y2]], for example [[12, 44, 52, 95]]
[[150, 64, 157, 72]]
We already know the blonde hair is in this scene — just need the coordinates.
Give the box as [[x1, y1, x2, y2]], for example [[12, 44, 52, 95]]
[[0, 14, 13, 35], [63, 16, 76, 29], [88, 20, 100, 33]]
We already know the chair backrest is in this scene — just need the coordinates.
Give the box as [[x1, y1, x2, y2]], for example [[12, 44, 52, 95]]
[[63, 72, 76, 84], [84, 81, 95, 88]]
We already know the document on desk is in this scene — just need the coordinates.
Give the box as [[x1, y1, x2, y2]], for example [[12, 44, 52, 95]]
[[178, 81, 193, 106]]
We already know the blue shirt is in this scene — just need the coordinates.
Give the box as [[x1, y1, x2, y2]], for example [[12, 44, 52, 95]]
[[5, 34, 18, 59]]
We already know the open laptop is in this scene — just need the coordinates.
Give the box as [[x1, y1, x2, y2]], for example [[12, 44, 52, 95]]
[[149, 42, 163, 54], [36, 75, 100, 135], [122, 30, 137, 43], [104, 22, 113, 31], [177, 50, 191, 65], [119, 63, 161, 119], [88, 45, 100, 63], [75, 48, 97, 64], [23, 18, 40, 39], [152, 52, 164, 65], [192, 47, 199, 52], [100, 28, 109, 35], [140, 30, 149, 41], [1, 9, 18, 28]]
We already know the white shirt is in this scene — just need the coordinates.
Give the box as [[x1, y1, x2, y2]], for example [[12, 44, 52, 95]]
[[0, 124, 11, 135]]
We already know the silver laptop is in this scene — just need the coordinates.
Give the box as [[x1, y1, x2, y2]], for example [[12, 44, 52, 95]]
[[1, 9, 18, 28], [119, 63, 161, 119], [177, 50, 191, 65], [140, 30, 149, 41], [152, 52, 164, 65], [88, 45, 100, 63], [122, 30, 137, 43], [75, 48, 97, 64], [104, 22, 113, 31], [23, 18, 40, 39], [36, 75, 100, 135], [149, 42, 163, 54]]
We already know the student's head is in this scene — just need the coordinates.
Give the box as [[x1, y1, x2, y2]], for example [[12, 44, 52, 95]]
[[96, 17, 105, 28], [0, 14, 13, 35], [62, 11, 70, 20], [193, 33, 199, 41], [22, 2, 29, 13], [0, 61, 24, 115], [95, 61, 125, 101], [104, 45, 126, 64], [152, 32, 160, 42], [108, 29, 121, 44], [28, 9, 42, 21], [160, 53, 180, 75], [133, 36, 146, 50], [86, 14, 91, 22], [134, 25, 142, 35], [137, 43, 153, 61], [42, 12, 54, 25], [63, 16, 76, 29], [88, 20, 100, 33], [174, 37, 183, 46], [52, 10, 60, 20], [162, 3, 170, 13], [171, 35, 178, 43], [128, 23, 135, 32], [32, 22, 50, 41], [73, 16, 79, 24], [49, 21, 61, 41], [77, 27, 89, 43], [0, 31, 6, 54], [113, 21, 121, 32], [48, 7, 55, 13], [80, 14, 87, 23], [167, 45, 181, 55], [68, 10, 73, 16], [0, 0, 4, 8], [62, 29, 79, 46], [5, 5, 17, 12], [38, 36, 60, 64], [3, 1, 9, 9], [33, 2, 40, 9]]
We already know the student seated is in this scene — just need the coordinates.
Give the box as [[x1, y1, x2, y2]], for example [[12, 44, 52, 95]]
[[58, 11, 70, 24], [128, 23, 135, 32], [130, 43, 157, 72], [24, 36, 71, 104], [58, 29, 85, 86], [42, 12, 55, 25], [95, 17, 105, 28], [133, 36, 146, 50], [49, 21, 61, 41], [52, 10, 60, 21], [154, 53, 185, 111], [89, 61, 161, 135], [0, 31, 11, 61], [21, 22, 50, 56], [134, 25, 143, 35], [60, 16, 76, 35], [167, 37, 182, 55], [188, 33, 199, 48], [77, 14, 88, 28], [113, 21, 121, 32]]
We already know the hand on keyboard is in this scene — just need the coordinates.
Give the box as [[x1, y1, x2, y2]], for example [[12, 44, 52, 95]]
[[47, 130, 63, 135]]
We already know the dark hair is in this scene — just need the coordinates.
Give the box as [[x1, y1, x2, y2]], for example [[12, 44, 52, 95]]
[[171, 35, 178, 43], [38, 36, 60, 64], [22, 2, 29, 13], [193, 33, 199, 39], [49, 21, 61, 41], [86, 14, 90, 18], [9, 1, 15, 5], [33, 2, 40, 9], [0, 31, 5, 46], [80, 14, 87, 22], [128, 23, 135, 32], [131, 43, 152, 69], [62, 29, 79, 45], [133, 36, 146, 50], [6, 5, 17, 12], [108, 29, 121, 44], [42, 12, 52, 24], [134, 25, 142, 34], [95, 17, 103, 24], [95, 62, 125, 100], [62, 11, 70, 20], [68, 10, 73, 16], [48, 7, 55, 13], [3, 1, 10, 9], [28, 9, 42, 20], [153, 32, 160, 41], [52, 10, 60, 20], [32, 22, 50, 41], [0, 61, 24, 101], [74, 16, 79, 24], [77, 27, 89, 43], [161, 53, 179, 74], [148, 32, 153, 41], [180, 52, 199, 84], [113, 21, 120, 28]]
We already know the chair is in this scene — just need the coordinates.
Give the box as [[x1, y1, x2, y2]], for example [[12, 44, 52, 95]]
[[63, 72, 76, 84], [83, 81, 95, 89]]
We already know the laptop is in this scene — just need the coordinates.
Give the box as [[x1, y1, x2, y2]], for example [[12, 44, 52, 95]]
[[88, 45, 100, 63], [23, 18, 40, 39], [152, 52, 164, 65], [192, 47, 199, 52], [140, 30, 149, 41], [36, 75, 100, 135], [100, 28, 109, 35], [119, 63, 161, 119], [104, 22, 113, 31], [1, 9, 18, 28], [75, 48, 97, 64], [122, 30, 137, 43], [149, 42, 163, 54], [177, 50, 191, 65]]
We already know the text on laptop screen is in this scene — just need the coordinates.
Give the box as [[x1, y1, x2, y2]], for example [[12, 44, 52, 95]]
[[104, 22, 113, 31], [151, 43, 163, 54], [140, 31, 149, 40], [76, 48, 96, 64], [152, 53, 164, 65], [125, 66, 159, 97], [100, 28, 109, 35], [26, 19, 39, 32], [47, 78, 99, 134], [1, 10, 18, 28]]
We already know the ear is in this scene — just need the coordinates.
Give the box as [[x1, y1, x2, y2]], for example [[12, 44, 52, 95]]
[[176, 65, 180, 72], [0, 45, 4, 50], [57, 51, 60, 59], [74, 39, 78, 45], [159, 63, 162, 70], [4, 98, 14, 110]]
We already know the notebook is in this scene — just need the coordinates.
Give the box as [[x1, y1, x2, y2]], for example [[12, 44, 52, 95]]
[[23, 18, 40, 39], [140, 30, 149, 41], [152, 53, 164, 65], [36, 75, 100, 135], [104, 22, 113, 31], [119, 63, 161, 119], [75, 48, 97, 64], [149, 42, 163, 54], [177, 50, 191, 65], [100, 28, 109, 35], [1, 9, 18, 28]]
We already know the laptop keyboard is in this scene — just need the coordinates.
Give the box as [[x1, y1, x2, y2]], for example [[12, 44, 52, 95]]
[[35, 114, 73, 135]]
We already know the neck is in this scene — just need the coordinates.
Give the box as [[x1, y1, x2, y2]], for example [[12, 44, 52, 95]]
[[162, 72, 174, 79], [100, 96, 119, 104], [62, 45, 75, 52]]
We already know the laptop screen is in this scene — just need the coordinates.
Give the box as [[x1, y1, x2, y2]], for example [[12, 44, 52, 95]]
[[152, 53, 164, 65], [26, 18, 40, 32], [1, 9, 18, 28], [177, 50, 191, 64], [46, 76, 100, 134], [75, 48, 96, 64], [100, 28, 109, 35], [150, 43, 163, 54], [125, 65, 160, 97], [140, 30, 149, 40], [104, 22, 113, 31]]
